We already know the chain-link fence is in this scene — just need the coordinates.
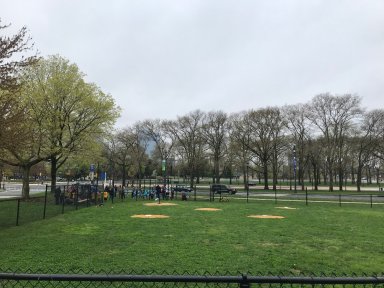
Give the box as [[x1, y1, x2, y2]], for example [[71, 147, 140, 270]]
[[0, 269, 384, 287], [126, 178, 384, 207], [0, 184, 103, 228], [2, 182, 383, 228]]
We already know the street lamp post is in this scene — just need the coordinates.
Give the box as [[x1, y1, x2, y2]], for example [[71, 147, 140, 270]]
[[293, 145, 297, 193], [161, 159, 166, 204], [246, 162, 249, 203]]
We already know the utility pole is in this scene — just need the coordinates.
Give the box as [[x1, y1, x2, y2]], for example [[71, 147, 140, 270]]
[[293, 145, 297, 193]]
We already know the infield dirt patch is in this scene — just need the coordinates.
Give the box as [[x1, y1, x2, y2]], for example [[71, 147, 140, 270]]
[[144, 203, 178, 206], [194, 208, 222, 211], [131, 214, 170, 219], [247, 215, 285, 219]]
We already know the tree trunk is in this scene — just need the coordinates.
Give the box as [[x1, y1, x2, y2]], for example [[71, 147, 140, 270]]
[[368, 167, 372, 184], [351, 164, 355, 184], [314, 164, 319, 191], [328, 164, 334, 192], [243, 164, 247, 190], [356, 164, 363, 192], [272, 154, 277, 191], [214, 157, 220, 184], [338, 167, 343, 191], [122, 164, 127, 187], [263, 163, 269, 190], [326, 156, 334, 192], [50, 156, 57, 193], [21, 165, 31, 199]]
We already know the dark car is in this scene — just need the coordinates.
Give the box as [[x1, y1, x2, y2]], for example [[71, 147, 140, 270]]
[[210, 184, 237, 195], [172, 185, 193, 193]]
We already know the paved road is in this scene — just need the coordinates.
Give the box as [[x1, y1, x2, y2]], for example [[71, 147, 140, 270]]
[[235, 191, 384, 203], [0, 183, 48, 199], [2, 182, 383, 203]]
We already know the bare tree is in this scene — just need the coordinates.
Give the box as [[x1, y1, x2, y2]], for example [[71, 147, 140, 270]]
[[102, 133, 118, 188], [129, 124, 150, 187], [164, 110, 204, 188], [0, 20, 38, 91], [240, 107, 285, 190], [307, 93, 362, 191], [141, 119, 174, 176], [353, 109, 384, 191], [201, 111, 228, 184], [115, 129, 135, 187], [282, 104, 312, 190], [306, 138, 325, 190], [228, 112, 252, 188]]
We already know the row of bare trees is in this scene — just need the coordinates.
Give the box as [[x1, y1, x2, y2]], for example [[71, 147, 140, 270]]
[[106, 94, 384, 192], [2, 22, 383, 195]]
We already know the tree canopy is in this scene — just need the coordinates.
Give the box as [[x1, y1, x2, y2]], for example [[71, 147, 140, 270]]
[[0, 55, 120, 198]]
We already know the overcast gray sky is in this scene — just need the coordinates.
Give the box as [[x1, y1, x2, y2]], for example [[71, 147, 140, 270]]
[[2, 0, 384, 127]]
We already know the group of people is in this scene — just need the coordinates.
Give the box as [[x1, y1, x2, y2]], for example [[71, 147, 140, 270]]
[[154, 184, 172, 200], [103, 185, 129, 203], [131, 184, 173, 200], [102, 184, 173, 202]]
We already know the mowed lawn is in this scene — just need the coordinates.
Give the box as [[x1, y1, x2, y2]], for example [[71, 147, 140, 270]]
[[1, 198, 384, 275]]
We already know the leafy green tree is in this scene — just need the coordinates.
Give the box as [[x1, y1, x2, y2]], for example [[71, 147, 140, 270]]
[[0, 21, 38, 186], [0, 55, 119, 197], [22, 55, 120, 192], [0, 89, 50, 197]]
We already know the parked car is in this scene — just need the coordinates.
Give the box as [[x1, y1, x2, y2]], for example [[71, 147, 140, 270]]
[[210, 184, 237, 195], [172, 184, 193, 193], [247, 180, 258, 186]]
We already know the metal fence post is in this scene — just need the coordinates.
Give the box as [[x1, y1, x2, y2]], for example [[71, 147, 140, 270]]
[[43, 185, 48, 220], [306, 187, 308, 206], [240, 274, 251, 288], [16, 198, 20, 226], [75, 184, 79, 210], [62, 185, 65, 214]]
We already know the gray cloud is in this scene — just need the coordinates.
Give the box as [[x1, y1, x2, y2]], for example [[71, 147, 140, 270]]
[[2, 0, 384, 127]]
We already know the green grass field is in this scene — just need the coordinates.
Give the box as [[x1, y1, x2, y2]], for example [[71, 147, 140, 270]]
[[1, 197, 384, 275]]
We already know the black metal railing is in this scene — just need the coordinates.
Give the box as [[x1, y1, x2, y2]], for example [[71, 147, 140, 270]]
[[1, 271, 384, 287]]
